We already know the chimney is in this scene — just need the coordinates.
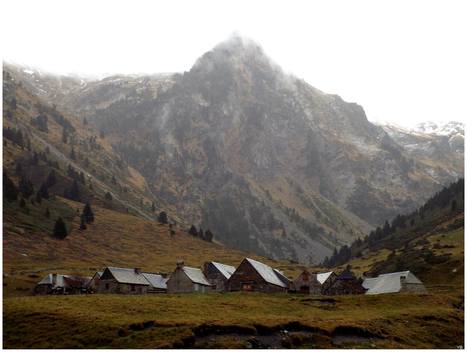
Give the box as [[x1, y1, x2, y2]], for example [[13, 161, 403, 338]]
[[52, 273, 57, 285], [134, 268, 141, 274], [176, 260, 184, 268]]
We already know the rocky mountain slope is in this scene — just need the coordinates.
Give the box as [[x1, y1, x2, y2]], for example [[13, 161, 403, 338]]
[[3, 36, 464, 263], [379, 121, 464, 174]]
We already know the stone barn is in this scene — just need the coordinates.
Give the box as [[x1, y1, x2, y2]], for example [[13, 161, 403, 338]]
[[35, 274, 90, 295], [166, 261, 212, 293], [226, 258, 289, 293], [203, 261, 236, 292], [322, 269, 365, 295], [142, 272, 168, 293], [363, 271, 427, 295], [292, 270, 321, 294], [98, 267, 151, 294], [87, 271, 103, 293], [317, 271, 337, 292], [97, 267, 168, 294]]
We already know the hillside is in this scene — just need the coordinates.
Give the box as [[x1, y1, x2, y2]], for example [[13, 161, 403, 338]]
[[3, 66, 189, 226], [324, 179, 464, 287], [3, 199, 307, 297]]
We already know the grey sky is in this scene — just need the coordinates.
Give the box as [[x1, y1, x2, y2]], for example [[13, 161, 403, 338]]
[[2, 0, 466, 127]]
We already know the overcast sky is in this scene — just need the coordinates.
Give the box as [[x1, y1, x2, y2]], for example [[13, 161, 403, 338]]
[[2, 0, 466, 127]]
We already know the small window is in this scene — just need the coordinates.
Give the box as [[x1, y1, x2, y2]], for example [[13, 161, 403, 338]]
[[105, 283, 110, 290], [131, 285, 135, 291]]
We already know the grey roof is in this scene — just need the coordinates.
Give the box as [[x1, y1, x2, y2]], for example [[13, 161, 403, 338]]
[[142, 273, 168, 290], [211, 262, 236, 279], [317, 271, 333, 284], [273, 269, 291, 285], [106, 267, 150, 285], [364, 271, 425, 295], [245, 258, 287, 288], [37, 274, 90, 288], [362, 277, 379, 290], [37, 274, 66, 287], [182, 266, 212, 286]]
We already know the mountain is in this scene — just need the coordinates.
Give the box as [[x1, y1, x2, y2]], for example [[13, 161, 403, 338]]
[[3, 36, 464, 263], [379, 121, 464, 172]]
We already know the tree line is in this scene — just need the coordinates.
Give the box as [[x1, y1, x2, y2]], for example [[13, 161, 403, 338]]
[[322, 178, 464, 267]]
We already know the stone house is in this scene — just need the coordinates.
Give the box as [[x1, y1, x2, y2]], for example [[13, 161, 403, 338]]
[[35, 273, 90, 295], [97, 267, 168, 294], [292, 270, 321, 294], [322, 269, 365, 295], [316, 271, 337, 292], [226, 258, 289, 293], [203, 261, 236, 292], [142, 272, 169, 293], [87, 271, 103, 293], [166, 261, 212, 293]]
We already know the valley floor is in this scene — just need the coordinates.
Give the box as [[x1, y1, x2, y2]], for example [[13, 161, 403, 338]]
[[3, 290, 464, 348]]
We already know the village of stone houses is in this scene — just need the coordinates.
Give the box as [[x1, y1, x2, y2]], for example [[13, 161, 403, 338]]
[[36, 259, 426, 296]]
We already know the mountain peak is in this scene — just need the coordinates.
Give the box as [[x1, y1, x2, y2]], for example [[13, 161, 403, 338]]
[[191, 34, 275, 74], [212, 34, 264, 56]]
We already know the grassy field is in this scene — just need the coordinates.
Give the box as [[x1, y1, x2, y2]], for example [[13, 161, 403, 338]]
[[3, 290, 464, 348]]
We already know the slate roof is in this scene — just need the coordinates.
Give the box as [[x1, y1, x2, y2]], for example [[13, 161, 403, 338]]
[[37, 273, 66, 287], [273, 269, 291, 286], [316, 271, 333, 284], [142, 273, 168, 290], [364, 271, 425, 295], [106, 267, 151, 285], [245, 258, 288, 288], [210, 262, 236, 280], [37, 274, 90, 288], [337, 270, 356, 280], [182, 266, 211, 286], [362, 277, 379, 290]]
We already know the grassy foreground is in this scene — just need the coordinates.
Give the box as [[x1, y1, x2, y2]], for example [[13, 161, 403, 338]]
[[3, 290, 464, 348]]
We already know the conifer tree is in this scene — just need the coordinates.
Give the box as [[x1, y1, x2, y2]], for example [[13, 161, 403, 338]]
[[53, 217, 68, 239], [39, 183, 49, 199], [70, 147, 76, 160], [204, 229, 214, 242], [35, 191, 42, 204], [65, 180, 80, 201], [188, 225, 198, 237], [3, 172, 18, 202], [18, 176, 34, 199], [79, 214, 87, 230], [45, 170, 57, 187], [82, 202, 94, 224], [158, 211, 168, 224]]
